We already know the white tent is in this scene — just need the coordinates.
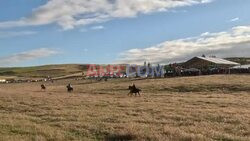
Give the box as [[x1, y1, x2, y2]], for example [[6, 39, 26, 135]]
[[231, 64, 250, 69], [0, 79, 6, 83]]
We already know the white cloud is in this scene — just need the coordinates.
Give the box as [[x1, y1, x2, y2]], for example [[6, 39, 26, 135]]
[[91, 25, 104, 30], [117, 25, 250, 64], [0, 48, 59, 66], [230, 17, 240, 22], [0, 31, 36, 38], [80, 25, 104, 32], [0, 0, 214, 30]]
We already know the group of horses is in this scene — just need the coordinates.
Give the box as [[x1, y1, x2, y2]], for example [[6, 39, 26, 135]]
[[41, 83, 142, 96], [41, 84, 73, 92]]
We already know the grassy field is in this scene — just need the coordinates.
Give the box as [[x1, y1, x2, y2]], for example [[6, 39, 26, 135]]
[[0, 75, 250, 141]]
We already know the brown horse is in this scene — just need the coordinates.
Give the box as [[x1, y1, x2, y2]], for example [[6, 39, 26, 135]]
[[41, 84, 46, 90], [67, 84, 73, 92], [128, 86, 141, 96]]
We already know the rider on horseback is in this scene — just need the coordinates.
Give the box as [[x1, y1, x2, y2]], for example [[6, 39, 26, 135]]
[[132, 83, 136, 90]]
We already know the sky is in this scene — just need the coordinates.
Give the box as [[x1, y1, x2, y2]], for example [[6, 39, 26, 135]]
[[0, 0, 250, 67]]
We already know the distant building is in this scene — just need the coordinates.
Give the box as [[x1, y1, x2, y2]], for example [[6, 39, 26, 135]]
[[183, 56, 239, 69], [230, 64, 250, 74], [231, 64, 250, 69]]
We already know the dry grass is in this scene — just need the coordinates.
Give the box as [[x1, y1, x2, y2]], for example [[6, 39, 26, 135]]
[[0, 75, 250, 141]]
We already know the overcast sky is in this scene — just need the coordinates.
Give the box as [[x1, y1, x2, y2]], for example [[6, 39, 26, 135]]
[[0, 0, 250, 66]]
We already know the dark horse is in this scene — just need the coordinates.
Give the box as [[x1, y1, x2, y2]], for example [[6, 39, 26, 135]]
[[67, 84, 73, 92], [41, 84, 46, 90], [128, 86, 141, 96]]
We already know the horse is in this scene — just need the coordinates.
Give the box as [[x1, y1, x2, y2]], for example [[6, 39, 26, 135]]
[[128, 86, 141, 96], [41, 84, 46, 90], [67, 84, 73, 92]]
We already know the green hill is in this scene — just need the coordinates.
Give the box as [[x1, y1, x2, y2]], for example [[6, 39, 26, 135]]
[[0, 64, 88, 78], [0, 64, 127, 79], [225, 57, 250, 65]]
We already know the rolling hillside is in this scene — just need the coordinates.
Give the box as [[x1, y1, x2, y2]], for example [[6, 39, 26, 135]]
[[0, 64, 88, 78], [1, 57, 249, 79], [226, 57, 250, 65], [0, 64, 127, 78]]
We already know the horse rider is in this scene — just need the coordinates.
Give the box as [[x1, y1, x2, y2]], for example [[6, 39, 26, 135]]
[[132, 83, 136, 90], [67, 83, 72, 88]]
